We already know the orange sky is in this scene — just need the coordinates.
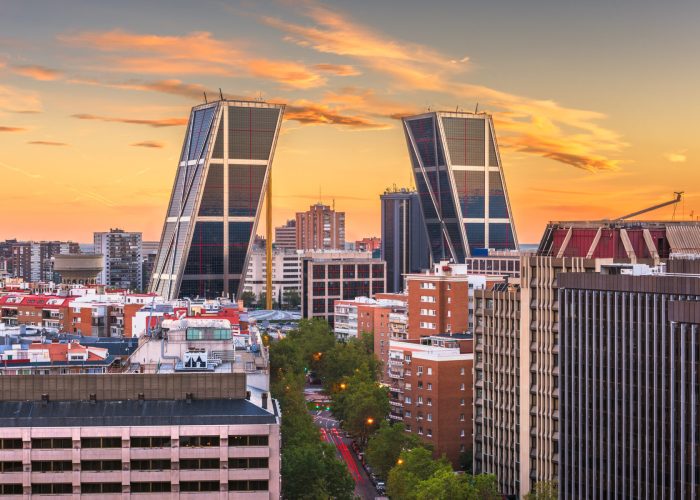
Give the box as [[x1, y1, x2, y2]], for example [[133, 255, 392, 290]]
[[1, 0, 699, 244]]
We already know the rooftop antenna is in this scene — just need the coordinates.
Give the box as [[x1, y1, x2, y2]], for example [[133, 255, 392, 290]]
[[219, 88, 224, 101], [203, 91, 208, 103], [474, 102, 479, 114]]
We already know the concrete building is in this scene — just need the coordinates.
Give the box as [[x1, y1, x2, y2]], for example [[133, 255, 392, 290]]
[[274, 219, 296, 250], [52, 254, 104, 286], [333, 295, 407, 355], [355, 237, 381, 253], [243, 248, 302, 304], [387, 335, 473, 468], [11, 241, 81, 283], [150, 99, 284, 300], [296, 203, 345, 251], [94, 229, 143, 290], [380, 188, 430, 293], [0, 373, 280, 498], [301, 253, 385, 326], [558, 260, 700, 498], [402, 111, 518, 262]]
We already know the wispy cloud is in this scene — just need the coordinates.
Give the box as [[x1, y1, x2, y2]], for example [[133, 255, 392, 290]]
[[665, 150, 687, 163], [60, 29, 327, 89], [313, 63, 361, 76], [0, 84, 42, 114], [67, 77, 211, 100], [27, 140, 68, 146], [72, 113, 187, 127], [0, 126, 27, 132], [285, 100, 390, 129], [131, 140, 165, 148], [11, 64, 63, 81], [262, 2, 626, 172]]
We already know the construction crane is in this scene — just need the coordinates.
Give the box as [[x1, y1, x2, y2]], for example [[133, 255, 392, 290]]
[[614, 191, 684, 220]]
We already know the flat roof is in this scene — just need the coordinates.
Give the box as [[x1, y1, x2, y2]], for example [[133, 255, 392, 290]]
[[0, 399, 277, 427]]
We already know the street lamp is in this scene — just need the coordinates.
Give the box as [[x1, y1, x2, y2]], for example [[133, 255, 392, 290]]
[[339, 382, 347, 390], [366, 417, 374, 425], [397, 458, 404, 465]]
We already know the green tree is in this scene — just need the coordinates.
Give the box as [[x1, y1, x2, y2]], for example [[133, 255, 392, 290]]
[[414, 468, 470, 500], [525, 480, 558, 500], [283, 289, 301, 309], [330, 372, 389, 444], [387, 447, 449, 500], [281, 442, 354, 499], [366, 421, 424, 479], [319, 336, 381, 392], [468, 474, 500, 500], [239, 291, 256, 308], [459, 449, 473, 473]]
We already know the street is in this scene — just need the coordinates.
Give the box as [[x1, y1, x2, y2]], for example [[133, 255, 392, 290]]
[[310, 406, 381, 500]]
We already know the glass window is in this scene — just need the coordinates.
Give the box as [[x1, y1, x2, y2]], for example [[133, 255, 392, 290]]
[[229, 435, 269, 446], [229, 221, 254, 275], [229, 480, 269, 491], [228, 107, 279, 160], [199, 165, 224, 216], [229, 165, 266, 217], [130, 482, 171, 493], [179, 436, 219, 447], [180, 481, 220, 492]]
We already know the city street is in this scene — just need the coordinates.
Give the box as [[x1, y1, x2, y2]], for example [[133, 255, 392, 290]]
[[310, 406, 381, 500]]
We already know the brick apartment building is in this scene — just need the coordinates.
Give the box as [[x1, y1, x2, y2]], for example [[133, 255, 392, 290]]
[[388, 335, 473, 467], [296, 203, 345, 251]]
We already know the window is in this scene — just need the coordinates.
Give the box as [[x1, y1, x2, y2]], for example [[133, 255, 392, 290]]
[[427, 429, 432, 437], [460, 383, 465, 391], [404, 396, 412, 404], [179, 481, 220, 492], [427, 398, 432, 406], [460, 367, 465, 375], [0, 461, 22, 473], [81, 437, 121, 448], [417, 366, 423, 375], [420, 282, 436, 290], [420, 295, 436, 303], [417, 381, 423, 389], [81, 483, 122, 494], [404, 410, 411, 418], [180, 458, 220, 470], [228, 458, 268, 469], [417, 396, 423, 404], [0, 485, 22, 495], [460, 398, 465, 406], [460, 429, 465, 437], [229, 435, 269, 446], [32, 460, 72, 472], [186, 328, 231, 341], [130, 482, 171, 493], [130, 459, 171, 471], [31, 437, 71, 449], [229, 480, 268, 491], [130, 436, 170, 448], [404, 354, 411, 362], [418, 427, 423, 435], [81, 460, 122, 472], [405, 425, 412, 432], [460, 414, 465, 421], [32, 484, 72, 495], [427, 367, 433, 376], [427, 383, 432, 391], [0, 439, 22, 450], [427, 413, 432, 422], [180, 436, 219, 447]]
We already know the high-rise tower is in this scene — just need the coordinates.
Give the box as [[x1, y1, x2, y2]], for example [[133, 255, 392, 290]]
[[402, 111, 517, 263], [150, 100, 284, 300]]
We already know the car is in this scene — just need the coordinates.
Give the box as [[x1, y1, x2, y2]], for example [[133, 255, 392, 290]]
[[376, 482, 386, 494]]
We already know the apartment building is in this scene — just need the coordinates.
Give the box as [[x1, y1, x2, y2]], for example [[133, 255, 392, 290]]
[[94, 228, 143, 291], [11, 241, 81, 282], [0, 341, 121, 375], [0, 373, 280, 498], [274, 219, 296, 250], [387, 335, 473, 468], [243, 248, 302, 304], [296, 203, 345, 251]]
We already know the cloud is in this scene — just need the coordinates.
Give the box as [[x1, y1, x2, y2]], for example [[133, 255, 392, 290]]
[[0, 126, 26, 132], [67, 77, 211, 100], [131, 140, 165, 148], [263, 2, 626, 172], [60, 29, 327, 89], [313, 63, 361, 76], [665, 150, 687, 163], [11, 64, 63, 81], [0, 85, 42, 113], [285, 100, 390, 129], [72, 113, 187, 127], [27, 140, 68, 146]]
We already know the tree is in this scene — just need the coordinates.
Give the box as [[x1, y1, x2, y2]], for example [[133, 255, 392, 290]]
[[319, 336, 381, 392], [330, 372, 389, 444], [283, 289, 301, 309], [387, 447, 448, 500], [281, 442, 354, 499], [257, 292, 278, 309], [525, 480, 558, 500], [366, 421, 424, 479], [459, 449, 473, 473], [239, 291, 256, 308]]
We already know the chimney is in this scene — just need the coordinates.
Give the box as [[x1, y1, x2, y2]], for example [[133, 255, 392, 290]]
[[261, 392, 268, 410]]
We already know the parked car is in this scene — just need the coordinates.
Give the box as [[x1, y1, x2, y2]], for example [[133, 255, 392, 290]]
[[376, 482, 386, 494]]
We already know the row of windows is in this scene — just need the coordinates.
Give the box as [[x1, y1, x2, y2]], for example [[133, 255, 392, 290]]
[[15, 480, 269, 495], [12, 457, 270, 472], [13, 435, 269, 449]]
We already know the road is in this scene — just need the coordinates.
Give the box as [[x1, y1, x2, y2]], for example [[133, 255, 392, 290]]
[[311, 408, 381, 500]]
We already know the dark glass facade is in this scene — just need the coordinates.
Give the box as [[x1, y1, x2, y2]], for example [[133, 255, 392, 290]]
[[150, 101, 283, 300]]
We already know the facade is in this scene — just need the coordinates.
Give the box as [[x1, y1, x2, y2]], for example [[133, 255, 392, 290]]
[[94, 228, 143, 290], [296, 203, 345, 251], [150, 100, 284, 301], [387, 336, 473, 468], [53, 254, 104, 286], [243, 248, 302, 305], [301, 255, 385, 326], [402, 111, 518, 263], [11, 241, 81, 282], [0, 373, 280, 498], [558, 263, 700, 499], [333, 295, 407, 353], [473, 280, 522, 495], [380, 188, 430, 293], [355, 237, 381, 253], [274, 219, 296, 250]]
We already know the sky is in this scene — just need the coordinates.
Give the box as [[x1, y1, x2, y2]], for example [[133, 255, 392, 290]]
[[1, 0, 699, 244]]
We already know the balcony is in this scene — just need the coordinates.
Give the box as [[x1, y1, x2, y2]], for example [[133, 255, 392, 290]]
[[79, 470, 123, 483], [389, 400, 403, 407], [387, 358, 403, 367], [388, 370, 403, 380], [228, 468, 270, 481]]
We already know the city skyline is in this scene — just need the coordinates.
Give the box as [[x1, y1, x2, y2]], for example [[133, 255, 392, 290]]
[[1, 0, 699, 244]]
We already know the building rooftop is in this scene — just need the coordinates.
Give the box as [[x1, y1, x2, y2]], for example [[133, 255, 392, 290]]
[[0, 398, 277, 427]]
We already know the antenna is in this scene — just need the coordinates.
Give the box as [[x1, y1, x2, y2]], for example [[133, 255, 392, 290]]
[[219, 88, 224, 100], [203, 91, 208, 103], [474, 102, 479, 114]]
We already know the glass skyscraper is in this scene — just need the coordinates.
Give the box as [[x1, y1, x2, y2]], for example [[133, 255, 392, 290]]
[[150, 100, 284, 300], [402, 111, 518, 262]]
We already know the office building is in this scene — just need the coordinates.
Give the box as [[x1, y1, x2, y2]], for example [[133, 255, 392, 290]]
[[402, 111, 518, 262], [558, 260, 700, 498], [380, 188, 430, 293], [243, 248, 302, 305], [387, 335, 473, 468], [296, 203, 345, 251], [150, 100, 284, 301], [0, 373, 280, 498], [301, 253, 385, 326], [94, 229, 143, 290], [274, 219, 296, 250]]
